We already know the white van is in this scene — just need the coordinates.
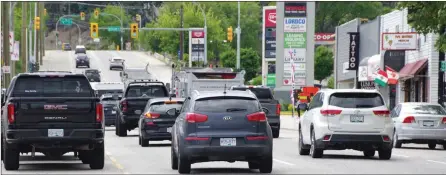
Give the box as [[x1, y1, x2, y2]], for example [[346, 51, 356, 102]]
[[75, 45, 87, 54]]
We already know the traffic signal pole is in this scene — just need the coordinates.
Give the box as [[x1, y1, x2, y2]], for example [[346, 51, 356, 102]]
[[236, 1, 241, 70]]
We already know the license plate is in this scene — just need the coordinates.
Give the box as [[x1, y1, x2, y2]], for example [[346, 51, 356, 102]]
[[111, 111, 116, 114], [220, 138, 236, 146], [423, 121, 434, 127], [350, 115, 364, 123], [48, 129, 64, 137], [167, 127, 172, 133], [135, 110, 141, 114]]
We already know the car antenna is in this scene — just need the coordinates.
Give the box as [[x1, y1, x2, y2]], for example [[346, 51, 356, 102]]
[[223, 84, 227, 94]]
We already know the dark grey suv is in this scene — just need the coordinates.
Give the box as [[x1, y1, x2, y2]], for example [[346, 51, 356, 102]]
[[75, 54, 90, 68], [170, 90, 273, 174]]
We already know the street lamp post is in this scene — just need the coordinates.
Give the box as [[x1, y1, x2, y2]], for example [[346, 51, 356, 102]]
[[194, 2, 207, 67], [236, 1, 241, 69]]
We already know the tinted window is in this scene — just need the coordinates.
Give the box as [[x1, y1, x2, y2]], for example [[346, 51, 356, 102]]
[[12, 76, 93, 97], [403, 105, 446, 115], [329, 93, 384, 108], [96, 90, 123, 97], [149, 103, 183, 113], [76, 48, 86, 53], [232, 87, 273, 99], [113, 59, 124, 63], [86, 70, 99, 73], [194, 97, 260, 113], [126, 86, 167, 97]]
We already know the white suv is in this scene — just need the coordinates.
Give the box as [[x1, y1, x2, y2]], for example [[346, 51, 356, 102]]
[[298, 89, 394, 159]]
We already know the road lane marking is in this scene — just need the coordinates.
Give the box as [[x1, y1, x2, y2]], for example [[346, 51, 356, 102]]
[[273, 158, 295, 166], [105, 151, 125, 170], [393, 154, 410, 158], [427, 160, 446, 165]]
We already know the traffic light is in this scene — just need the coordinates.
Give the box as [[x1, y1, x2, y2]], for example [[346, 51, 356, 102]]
[[34, 17, 41, 30], [80, 12, 85, 20], [44, 9, 47, 16], [136, 14, 141, 22], [130, 23, 138, 39], [227, 26, 233, 42], [90, 23, 99, 38], [94, 9, 99, 19]]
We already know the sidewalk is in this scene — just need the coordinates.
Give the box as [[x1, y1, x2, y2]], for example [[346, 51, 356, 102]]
[[280, 115, 299, 130]]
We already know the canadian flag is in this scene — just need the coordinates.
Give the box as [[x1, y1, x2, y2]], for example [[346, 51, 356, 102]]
[[385, 66, 399, 85]]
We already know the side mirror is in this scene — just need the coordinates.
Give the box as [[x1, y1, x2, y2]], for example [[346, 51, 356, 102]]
[[119, 72, 123, 77], [262, 107, 270, 114], [166, 108, 177, 116]]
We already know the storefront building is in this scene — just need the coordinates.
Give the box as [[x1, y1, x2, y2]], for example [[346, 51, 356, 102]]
[[380, 9, 439, 106], [334, 19, 360, 89]]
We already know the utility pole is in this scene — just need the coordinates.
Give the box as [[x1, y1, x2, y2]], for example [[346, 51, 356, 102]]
[[236, 1, 241, 69], [10, 2, 16, 77], [36, 3, 40, 66], [34, 2, 38, 67], [68, 2, 71, 47], [179, 4, 184, 61], [2, 2, 11, 87], [39, 2, 44, 64], [21, 2, 27, 73], [439, 26, 445, 106]]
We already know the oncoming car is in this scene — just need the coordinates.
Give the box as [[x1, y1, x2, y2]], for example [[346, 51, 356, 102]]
[[138, 97, 184, 147], [298, 89, 393, 159], [109, 57, 125, 71]]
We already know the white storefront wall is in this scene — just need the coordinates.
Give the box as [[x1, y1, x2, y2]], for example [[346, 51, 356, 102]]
[[380, 9, 439, 105]]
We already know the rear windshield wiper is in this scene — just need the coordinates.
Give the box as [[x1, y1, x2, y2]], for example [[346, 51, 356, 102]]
[[226, 108, 247, 112]]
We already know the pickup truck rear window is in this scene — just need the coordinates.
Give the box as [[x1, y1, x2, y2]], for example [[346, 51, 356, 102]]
[[232, 87, 273, 100], [329, 92, 384, 108], [194, 97, 260, 113], [126, 85, 167, 97], [149, 103, 183, 113], [12, 76, 93, 97]]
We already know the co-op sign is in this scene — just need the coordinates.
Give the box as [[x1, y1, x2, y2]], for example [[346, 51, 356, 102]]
[[284, 18, 306, 32]]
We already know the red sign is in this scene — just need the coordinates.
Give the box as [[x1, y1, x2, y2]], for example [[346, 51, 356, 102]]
[[314, 33, 335, 41], [191, 31, 205, 38], [264, 9, 276, 28]]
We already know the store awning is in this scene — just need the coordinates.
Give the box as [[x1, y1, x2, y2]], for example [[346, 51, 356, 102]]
[[399, 59, 428, 80]]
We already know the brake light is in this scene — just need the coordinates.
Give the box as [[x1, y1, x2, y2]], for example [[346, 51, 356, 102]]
[[96, 103, 103, 123], [246, 136, 269, 141], [402, 116, 415, 123], [246, 112, 267, 122], [145, 121, 155, 126], [221, 74, 236, 79], [185, 137, 209, 141], [382, 135, 390, 142], [7, 103, 15, 123], [320, 109, 342, 116], [276, 104, 281, 115], [442, 117, 446, 124], [373, 110, 390, 117], [145, 112, 160, 119], [186, 113, 208, 123], [323, 135, 331, 141], [121, 100, 128, 112]]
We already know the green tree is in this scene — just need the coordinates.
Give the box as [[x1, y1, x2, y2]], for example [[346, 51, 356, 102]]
[[314, 46, 334, 82], [220, 47, 260, 81], [398, 2, 446, 52], [316, 2, 392, 32], [327, 76, 334, 89]]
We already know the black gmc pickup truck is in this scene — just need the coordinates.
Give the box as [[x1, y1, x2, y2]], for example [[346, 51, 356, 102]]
[[1, 72, 105, 170], [115, 80, 169, 137], [230, 85, 281, 138]]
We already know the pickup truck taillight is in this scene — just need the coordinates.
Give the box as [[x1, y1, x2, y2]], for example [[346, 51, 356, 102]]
[[276, 104, 281, 115], [121, 100, 128, 112], [7, 103, 15, 123], [96, 103, 103, 122]]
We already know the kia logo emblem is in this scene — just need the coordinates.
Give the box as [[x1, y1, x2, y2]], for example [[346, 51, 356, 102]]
[[268, 13, 276, 24]]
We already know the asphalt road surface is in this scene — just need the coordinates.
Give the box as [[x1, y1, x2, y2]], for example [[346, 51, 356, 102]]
[[2, 50, 446, 174]]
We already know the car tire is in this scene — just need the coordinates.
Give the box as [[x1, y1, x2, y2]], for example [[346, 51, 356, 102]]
[[428, 143, 436, 149], [141, 136, 149, 147], [378, 148, 392, 160], [443, 144, 446, 150], [117, 119, 127, 137], [75, 65, 78, 68], [3, 144, 20, 170], [171, 145, 178, 170], [298, 128, 310, 155], [177, 150, 191, 174], [79, 151, 89, 164], [393, 132, 402, 148], [363, 150, 375, 157], [272, 129, 280, 138], [248, 162, 260, 169], [310, 129, 323, 158], [259, 156, 273, 173], [1, 136, 4, 161], [89, 143, 105, 169]]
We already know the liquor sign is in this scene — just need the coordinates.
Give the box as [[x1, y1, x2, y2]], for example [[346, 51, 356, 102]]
[[190, 30, 206, 63]]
